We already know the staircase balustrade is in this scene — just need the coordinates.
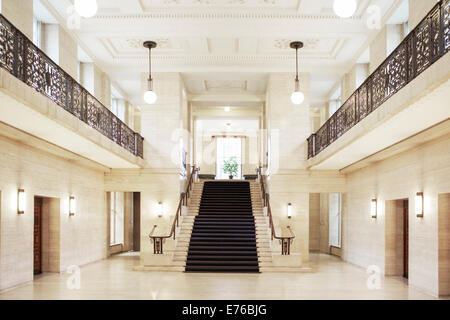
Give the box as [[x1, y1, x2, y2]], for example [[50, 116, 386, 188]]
[[148, 166, 199, 254], [256, 167, 295, 255]]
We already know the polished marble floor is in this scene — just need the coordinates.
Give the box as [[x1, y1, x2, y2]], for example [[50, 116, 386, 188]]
[[0, 253, 442, 300]]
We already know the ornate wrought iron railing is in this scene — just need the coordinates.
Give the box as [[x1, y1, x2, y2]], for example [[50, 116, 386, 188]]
[[307, 0, 450, 159], [0, 14, 144, 158], [256, 167, 295, 255]]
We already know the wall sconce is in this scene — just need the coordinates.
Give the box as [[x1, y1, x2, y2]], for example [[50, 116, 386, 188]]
[[18, 189, 26, 214], [69, 196, 76, 216], [370, 198, 377, 218], [415, 192, 424, 218], [157, 202, 163, 218], [287, 203, 292, 219]]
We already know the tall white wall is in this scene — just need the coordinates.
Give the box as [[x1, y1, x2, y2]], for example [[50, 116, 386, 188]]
[[343, 133, 450, 296], [0, 133, 107, 290]]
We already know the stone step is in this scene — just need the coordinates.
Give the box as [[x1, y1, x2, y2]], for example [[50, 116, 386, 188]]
[[134, 266, 185, 272], [259, 266, 313, 273]]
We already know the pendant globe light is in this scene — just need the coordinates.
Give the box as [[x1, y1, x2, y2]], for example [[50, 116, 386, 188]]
[[143, 41, 158, 105], [74, 0, 98, 18], [290, 41, 305, 105], [333, 0, 357, 19]]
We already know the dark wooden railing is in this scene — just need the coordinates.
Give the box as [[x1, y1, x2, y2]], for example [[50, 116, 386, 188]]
[[307, 0, 450, 159], [256, 167, 295, 255], [0, 14, 144, 158], [149, 166, 199, 254]]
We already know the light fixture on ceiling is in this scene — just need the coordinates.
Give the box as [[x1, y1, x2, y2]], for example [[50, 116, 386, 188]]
[[74, 0, 98, 18], [224, 106, 230, 112], [333, 0, 357, 19], [290, 41, 305, 105], [143, 41, 158, 104]]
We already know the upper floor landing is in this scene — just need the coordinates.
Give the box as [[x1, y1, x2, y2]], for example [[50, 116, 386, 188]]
[[0, 14, 145, 168]]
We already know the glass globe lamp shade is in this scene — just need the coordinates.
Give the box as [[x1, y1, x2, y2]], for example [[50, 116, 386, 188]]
[[144, 90, 158, 104], [291, 91, 305, 105], [333, 0, 357, 18], [74, 0, 98, 18]]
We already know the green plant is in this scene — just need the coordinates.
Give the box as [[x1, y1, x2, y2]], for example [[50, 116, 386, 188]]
[[223, 157, 238, 177]]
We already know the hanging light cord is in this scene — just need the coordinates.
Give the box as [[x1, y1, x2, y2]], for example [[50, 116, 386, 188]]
[[295, 47, 299, 82], [148, 47, 152, 82]]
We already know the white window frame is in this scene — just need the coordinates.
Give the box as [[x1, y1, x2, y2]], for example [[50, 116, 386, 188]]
[[216, 137, 243, 179]]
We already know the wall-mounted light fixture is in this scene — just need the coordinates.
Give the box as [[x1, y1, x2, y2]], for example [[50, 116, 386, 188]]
[[287, 203, 292, 219], [69, 196, 76, 217], [415, 192, 424, 218], [290, 41, 305, 105], [370, 198, 377, 218], [157, 202, 163, 218], [143, 41, 158, 104], [224, 106, 230, 112], [18, 189, 26, 214]]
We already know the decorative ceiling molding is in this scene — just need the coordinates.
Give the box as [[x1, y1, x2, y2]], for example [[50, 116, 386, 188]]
[[111, 54, 341, 64], [92, 12, 362, 20], [101, 36, 346, 62]]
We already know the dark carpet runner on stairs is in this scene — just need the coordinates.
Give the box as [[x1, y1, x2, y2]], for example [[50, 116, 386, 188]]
[[185, 181, 259, 272]]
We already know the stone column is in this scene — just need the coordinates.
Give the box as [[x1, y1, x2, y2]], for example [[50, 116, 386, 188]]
[[42, 24, 78, 80], [138, 72, 186, 266], [79, 62, 111, 109], [370, 26, 387, 73], [265, 72, 311, 263], [409, 0, 437, 30], [1, 0, 33, 39]]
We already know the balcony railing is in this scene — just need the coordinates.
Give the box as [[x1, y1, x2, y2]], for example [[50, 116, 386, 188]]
[[307, 0, 450, 159], [0, 14, 144, 158]]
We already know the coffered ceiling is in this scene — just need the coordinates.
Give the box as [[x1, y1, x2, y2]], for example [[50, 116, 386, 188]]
[[40, 0, 405, 105]]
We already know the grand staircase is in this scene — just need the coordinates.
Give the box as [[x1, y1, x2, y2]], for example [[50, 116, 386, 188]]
[[185, 181, 260, 272]]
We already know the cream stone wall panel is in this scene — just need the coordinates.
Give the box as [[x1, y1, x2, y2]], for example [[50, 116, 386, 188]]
[[0, 70, 142, 168], [1, 0, 33, 39], [123, 192, 134, 252], [308, 51, 450, 170], [268, 188, 309, 262], [104, 169, 181, 264], [267, 73, 311, 171], [319, 193, 330, 254], [0, 132, 107, 290], [140, 73, 183, 170], [343, 133, 450, 296], [385, 200, 405, 276], [309, 193, 320, 251], [369, 26, 387, 73], [409, 0, 438, 30], [268, 171, 346, 194], [438, 193, 450, 296], [267, 171, 345, 263], [58, 26, 79, 80]]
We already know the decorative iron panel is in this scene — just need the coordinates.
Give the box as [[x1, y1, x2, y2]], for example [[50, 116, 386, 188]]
[[0, 14, 144, 158], [307, 0, 449, 159], [444, 0, 450, 52]]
